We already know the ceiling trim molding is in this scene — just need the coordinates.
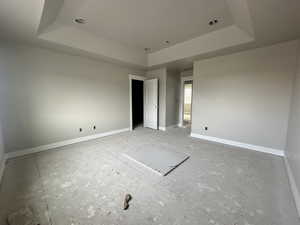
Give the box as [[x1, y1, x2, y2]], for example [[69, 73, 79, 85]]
[[147, 25, 254, 67]]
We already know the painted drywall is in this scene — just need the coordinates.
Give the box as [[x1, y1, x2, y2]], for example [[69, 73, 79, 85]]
[[166, 70, 180, 127], [0, 46, 6, 171], [285, 41, 300, 214], [40, 25, 147, 68], [147, 25, 254, 67], [146, 68, 167, 128], [180, 69, 193, 78], [0, 121, 5, 173], [192, 40, 299, 150], [0, 0, 44, 38], [0, 42, 143, 153], [225, 0, 254, 36]]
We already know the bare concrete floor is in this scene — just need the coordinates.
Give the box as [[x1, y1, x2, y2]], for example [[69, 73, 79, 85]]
[[0, 127, 299, 225]]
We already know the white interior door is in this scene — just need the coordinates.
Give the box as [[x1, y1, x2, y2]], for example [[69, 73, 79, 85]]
[[144, 79, 158, 129]]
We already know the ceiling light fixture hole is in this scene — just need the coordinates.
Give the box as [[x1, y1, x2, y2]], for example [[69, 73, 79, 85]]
[[74, 18, 86, 24], [208, 19, 219, 26]]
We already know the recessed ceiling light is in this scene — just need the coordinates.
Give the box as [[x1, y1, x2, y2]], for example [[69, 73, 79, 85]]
[[74, 18, 86, 24]]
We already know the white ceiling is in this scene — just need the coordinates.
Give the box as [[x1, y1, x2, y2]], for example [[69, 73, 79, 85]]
[[0, 0, 44, 38], [56, 0, 234, 52], [0, 0, 300, 69]]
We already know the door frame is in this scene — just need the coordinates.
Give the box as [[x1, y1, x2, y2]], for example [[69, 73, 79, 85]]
[[144, 78, 159, 130], [129, 74, 146, 131], [178, 76, 193, 127]]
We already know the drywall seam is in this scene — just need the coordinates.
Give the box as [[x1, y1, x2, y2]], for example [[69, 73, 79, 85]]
[[284, 156, 300, 217], [6, 128, 130, 159], [190, 133, 284, 156]]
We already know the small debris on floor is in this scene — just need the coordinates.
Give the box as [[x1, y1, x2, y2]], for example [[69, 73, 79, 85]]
[[7, 207, 39, 225], [123, 194, 132, 210]]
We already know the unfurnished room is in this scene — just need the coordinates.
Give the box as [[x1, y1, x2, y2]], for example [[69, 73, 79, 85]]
[[1, 0, 300, 225]]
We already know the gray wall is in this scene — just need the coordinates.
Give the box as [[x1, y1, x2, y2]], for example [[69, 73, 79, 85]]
[[286, 41, 300, 208], [146, 68, 181, 128], [180, 69, 193, 77], [0, 42, 143, 153], [0, 121, 4, 169], [166, 70, 180, 127], [192, 40, 299, 150], [146, 68, 167, 128], [0, 45, 6, 166]]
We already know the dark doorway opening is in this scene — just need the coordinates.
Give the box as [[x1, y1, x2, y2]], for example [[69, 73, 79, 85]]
[[132, 80, 144, 129]]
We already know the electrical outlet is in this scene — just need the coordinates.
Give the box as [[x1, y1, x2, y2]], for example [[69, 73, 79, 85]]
[[79, 128, 83, 132]]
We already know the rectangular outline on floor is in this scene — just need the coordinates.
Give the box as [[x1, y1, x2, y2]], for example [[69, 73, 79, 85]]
[[190, 133, 284, 156], [123, 153, 163, 176], [123, 152, 190, 176]]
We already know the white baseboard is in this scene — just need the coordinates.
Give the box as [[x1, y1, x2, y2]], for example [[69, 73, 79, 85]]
[[6, 128, 130, 159], [0, 154, 7, 184], [159, 124, 178, 131], [190, 133, 284, 156], [159, 126, 166, 131], [284, 157, 300, 217]]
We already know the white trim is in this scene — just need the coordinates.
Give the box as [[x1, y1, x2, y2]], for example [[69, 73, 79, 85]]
[[6, 128, 130, 159], [179, 76, 193, 128], [129, 74, 146, 131], [190, 133, 284, 156], [166, 124, 178, 129], [284, 156, 300, 217], [159, 124, 178, 131], [159, 126, 166, 131], [0, 154, 7, 184], [129, 74, 146, 81]]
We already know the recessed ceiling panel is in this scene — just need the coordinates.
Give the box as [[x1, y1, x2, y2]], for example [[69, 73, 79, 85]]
[[56, 0, 234, 51]]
